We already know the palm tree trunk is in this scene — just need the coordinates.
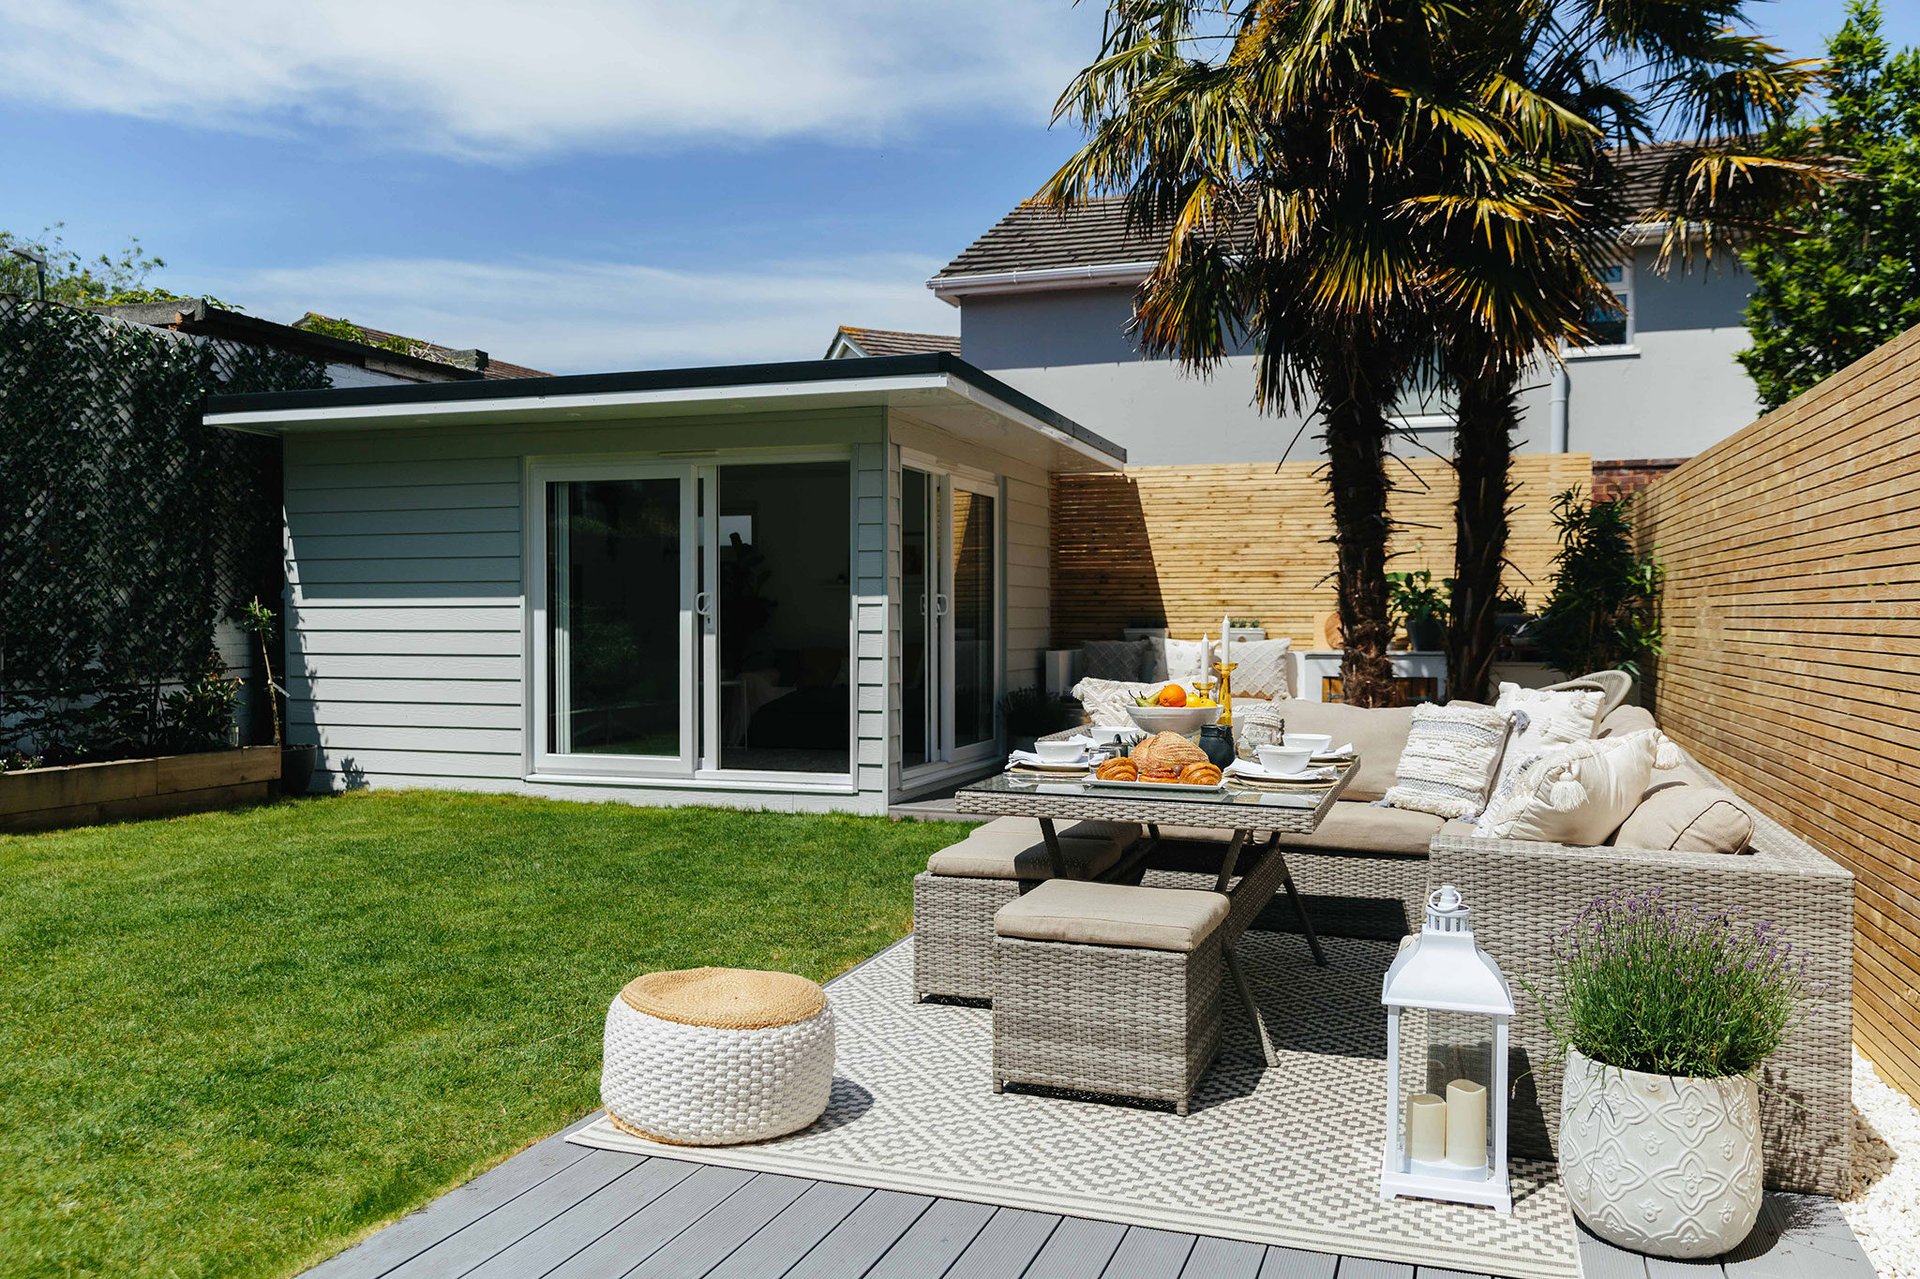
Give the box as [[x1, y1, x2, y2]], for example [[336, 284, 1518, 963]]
[[1446, 368, 1520, 704], [1323, 387, 1397, 707]]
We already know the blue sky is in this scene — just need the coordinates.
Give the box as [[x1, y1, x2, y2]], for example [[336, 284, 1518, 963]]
[[2, 1, 1911, 374]]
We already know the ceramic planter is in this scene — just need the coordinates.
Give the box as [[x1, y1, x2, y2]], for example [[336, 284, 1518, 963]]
[[1558, 1048, 1763, 1259]]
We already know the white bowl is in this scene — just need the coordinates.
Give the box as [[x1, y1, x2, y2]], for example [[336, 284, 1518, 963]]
[[1087, 725, 1133, 746], [1125, 703, 1223, 736], [1256, 744, 1314, 775], [1284, 732, 1333, 756], [1034, 739, 1087, 764]]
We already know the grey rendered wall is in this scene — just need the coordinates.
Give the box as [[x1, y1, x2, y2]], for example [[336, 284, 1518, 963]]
[[281, 409, 892, 814], [958, 246, 1760, 465]]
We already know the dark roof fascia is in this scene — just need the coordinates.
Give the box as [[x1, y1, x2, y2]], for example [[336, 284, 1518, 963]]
[[206, 352, 1127, 464], [93, 300, 484, 382]]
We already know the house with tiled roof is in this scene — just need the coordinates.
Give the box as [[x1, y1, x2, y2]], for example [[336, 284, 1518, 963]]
[[928, 145, 1755, 488], [825, 325, 960, 359]]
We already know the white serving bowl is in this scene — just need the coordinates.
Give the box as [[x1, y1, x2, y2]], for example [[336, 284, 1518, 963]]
[[1125, 703, 1223, 736], [1284, 732, 1334, 756], [1256, 744, 1314, 775], [1033, 738, 1088, 764]]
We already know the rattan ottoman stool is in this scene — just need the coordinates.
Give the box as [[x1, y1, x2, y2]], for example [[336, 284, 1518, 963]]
[[601, 967, 835, 1145]]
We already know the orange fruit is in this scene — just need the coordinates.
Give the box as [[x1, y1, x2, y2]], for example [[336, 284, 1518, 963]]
[[1156, 684, 1187, 707]]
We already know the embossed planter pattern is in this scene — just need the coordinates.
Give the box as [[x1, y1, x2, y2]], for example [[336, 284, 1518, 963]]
[[1558, 1048, 1763, 1259]]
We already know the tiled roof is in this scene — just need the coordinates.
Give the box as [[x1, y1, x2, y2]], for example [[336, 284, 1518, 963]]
[[828, 326, 960, 357], [934, 142, 1715, 282]]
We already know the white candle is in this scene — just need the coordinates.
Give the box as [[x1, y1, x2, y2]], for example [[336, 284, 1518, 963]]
[[1445, 1078, 1488, 1170], [1220, 613, 1232, 665], [1406, 1092, 1447, 1164]]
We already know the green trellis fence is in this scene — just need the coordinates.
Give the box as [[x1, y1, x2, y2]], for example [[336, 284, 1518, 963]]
[[0, 297, 329, 762]]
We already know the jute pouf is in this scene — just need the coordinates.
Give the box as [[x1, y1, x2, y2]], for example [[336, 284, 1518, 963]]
[[600, 967, 836, 1146]]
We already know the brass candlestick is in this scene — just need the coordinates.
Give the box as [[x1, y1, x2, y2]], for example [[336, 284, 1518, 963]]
[[1214, 661, 1237, 726]]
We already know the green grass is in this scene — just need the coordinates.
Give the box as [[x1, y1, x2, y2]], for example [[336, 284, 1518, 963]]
[[0, 791, 962, 1279]]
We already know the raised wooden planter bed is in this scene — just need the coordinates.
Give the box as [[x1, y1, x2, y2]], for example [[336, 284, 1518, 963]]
[[0, 746, 281, 833]]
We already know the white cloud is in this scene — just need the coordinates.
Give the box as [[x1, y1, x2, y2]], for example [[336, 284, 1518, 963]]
[[0, 0, 1098, 157], [227, 252, 959, 372]]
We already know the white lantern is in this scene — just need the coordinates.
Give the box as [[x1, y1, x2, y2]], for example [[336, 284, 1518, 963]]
[[1379, 885, 1513, 1214]]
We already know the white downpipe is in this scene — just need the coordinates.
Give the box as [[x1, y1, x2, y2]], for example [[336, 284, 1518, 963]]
[[1549, 366, 1571, 453]]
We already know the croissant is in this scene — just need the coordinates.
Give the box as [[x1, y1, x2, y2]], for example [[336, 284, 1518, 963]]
[[1095, 757, 1138, 782], [1130, 730, 1208, 775], [1179, 762, 1223, 786]]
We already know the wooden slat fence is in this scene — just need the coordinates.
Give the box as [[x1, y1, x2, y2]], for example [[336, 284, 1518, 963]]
[[1636, 322, 1920, 1103], [1050, 453, 1591, 645]]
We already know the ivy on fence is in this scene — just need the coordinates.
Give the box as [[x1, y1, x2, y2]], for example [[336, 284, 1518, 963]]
[[0, 297, 329, 763]]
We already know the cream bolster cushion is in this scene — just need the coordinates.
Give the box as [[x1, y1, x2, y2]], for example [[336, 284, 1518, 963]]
[[1476, 729, 1658, 845], [994, 880, 1228, 953], [1615, 784, 1756, 854]]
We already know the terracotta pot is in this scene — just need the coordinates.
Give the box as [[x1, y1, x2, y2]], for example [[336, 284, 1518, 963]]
[[1558, 1048, 1763, 1259]]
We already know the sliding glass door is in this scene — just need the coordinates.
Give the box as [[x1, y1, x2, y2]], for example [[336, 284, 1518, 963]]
[[901, 465, 1001, 779], [532, 456, 852, 783]]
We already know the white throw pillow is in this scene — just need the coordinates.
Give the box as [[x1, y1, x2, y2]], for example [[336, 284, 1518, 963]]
[[1476, 729, 1659, 846], [1231, 637, 1292, 698], [1492, 682, 1603, 793], [1382, 704, 1515, 820], [1071, 677, 1157, 727], [1146, 636, 1213, 685]]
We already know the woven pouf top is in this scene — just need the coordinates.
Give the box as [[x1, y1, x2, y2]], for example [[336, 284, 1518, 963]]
[[619, 967, 826, 1030]]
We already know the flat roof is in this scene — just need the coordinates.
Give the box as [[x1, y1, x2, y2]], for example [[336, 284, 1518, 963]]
[[205, 352, 1125, 467]]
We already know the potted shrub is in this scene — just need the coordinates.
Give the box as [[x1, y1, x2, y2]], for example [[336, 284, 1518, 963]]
[[1535, 889, 1808, 1258], [239, 598, 317, 795], [1386, 569, 1448, 651]]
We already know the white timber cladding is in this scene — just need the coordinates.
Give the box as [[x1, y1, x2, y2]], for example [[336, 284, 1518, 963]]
[[282, 407, 894, 814]]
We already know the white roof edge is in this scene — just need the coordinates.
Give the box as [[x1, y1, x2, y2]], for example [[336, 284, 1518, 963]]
[[927, 261, 1156, 305]]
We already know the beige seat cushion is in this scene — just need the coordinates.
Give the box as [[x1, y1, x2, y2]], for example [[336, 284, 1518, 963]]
[[994, 879, 1228, 953], [1615, 783, 1755, 854], [1264, 700, 1417, 800], [1274, 801, 1444, 857], [927, 819, 1128, 880], [1597, 704, 1658, 738]]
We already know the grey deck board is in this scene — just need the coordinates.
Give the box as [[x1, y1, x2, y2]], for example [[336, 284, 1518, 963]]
[[625, 1172, 813, 1278], [703, 1180, 874, 1279], [301, 1128, 597, 1279], [1644, 1260, 1723, 1279], [1025, 1215, 1129, 1279], [1578, 1224, 1652, 1279], [1102, 1226, 1198, 1278], [865, 1196, 998, 1278], [1260, 1245, 1339, 1279], [462, 1156, 698, 1279], [1333, 1260, 1415, 1279], [1183, 1235, 1266, 1277], [545, 1163, 757, 1279], [781, 1188, 934, 1279], [1412, 1268, 1493, 1279], [947, 1207, 1064, 1278], [383, 1149, 645, 1278]]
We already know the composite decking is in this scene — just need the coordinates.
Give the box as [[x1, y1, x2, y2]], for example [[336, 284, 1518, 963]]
[[301, 1123, 1873, 1279]]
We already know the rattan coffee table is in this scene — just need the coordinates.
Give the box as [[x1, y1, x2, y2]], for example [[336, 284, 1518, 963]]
[[955, 763, 1356, 1066]]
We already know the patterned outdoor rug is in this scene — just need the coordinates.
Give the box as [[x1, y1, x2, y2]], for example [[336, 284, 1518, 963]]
[[569, 933, 1579, 1278]]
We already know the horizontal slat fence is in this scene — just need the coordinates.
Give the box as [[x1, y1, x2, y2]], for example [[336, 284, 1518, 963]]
[[1050, 453, 1590, 645], [1635, 322, 1920, 1103]]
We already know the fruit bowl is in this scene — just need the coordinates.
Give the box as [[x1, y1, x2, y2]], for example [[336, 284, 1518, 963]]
[[1125, 703, 1224, 736]]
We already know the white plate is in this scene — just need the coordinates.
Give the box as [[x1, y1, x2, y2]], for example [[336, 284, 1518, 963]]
[[1226, 761, 1339, 783], [1007, 759, 1091, 774]]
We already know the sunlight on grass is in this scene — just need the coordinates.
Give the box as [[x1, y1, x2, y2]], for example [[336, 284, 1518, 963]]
[[0, 791, 962, 1279]]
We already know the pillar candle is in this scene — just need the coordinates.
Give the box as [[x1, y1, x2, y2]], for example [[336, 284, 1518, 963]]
[[1445, 1078, 1488, 1170], [1406, 1092, 1447, 1164], [1220, 614, 1232, 665]]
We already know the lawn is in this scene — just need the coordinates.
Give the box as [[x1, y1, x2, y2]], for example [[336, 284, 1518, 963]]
[[0, 790, 962, 1279]]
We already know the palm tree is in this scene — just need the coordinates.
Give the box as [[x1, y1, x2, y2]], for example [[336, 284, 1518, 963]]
[[1436, 2, 1829, 701], [1041, 0, 1590, 706]]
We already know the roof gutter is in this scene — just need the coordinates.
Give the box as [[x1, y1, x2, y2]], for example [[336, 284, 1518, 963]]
[[927, 261, 1156, 305]]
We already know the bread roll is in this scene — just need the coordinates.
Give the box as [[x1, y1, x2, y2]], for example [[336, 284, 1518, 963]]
[[1130, 731, 1207, 775]]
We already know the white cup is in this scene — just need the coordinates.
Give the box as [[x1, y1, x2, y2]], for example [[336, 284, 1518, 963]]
[[1256, 745, 1314, 775], [1034, 739, 1086, 764], [1284, 732, 1333, 756]]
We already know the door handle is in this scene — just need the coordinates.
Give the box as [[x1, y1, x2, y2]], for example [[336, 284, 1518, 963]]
[[694, 591, 714, 620], [933, 593, 950, 619]]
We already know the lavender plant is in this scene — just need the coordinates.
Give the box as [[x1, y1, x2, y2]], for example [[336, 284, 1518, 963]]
[[1534, 888, 1810, 1079]]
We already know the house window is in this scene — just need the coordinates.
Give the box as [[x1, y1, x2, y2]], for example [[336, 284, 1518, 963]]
[[1578, 263, 1633, 350]]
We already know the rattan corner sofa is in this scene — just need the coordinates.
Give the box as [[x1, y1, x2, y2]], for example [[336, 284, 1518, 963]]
[[998, 689, 1856, 1197]]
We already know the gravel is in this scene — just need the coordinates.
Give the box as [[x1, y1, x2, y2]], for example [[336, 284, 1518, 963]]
[[1842, 1049, 1920, 1278]]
